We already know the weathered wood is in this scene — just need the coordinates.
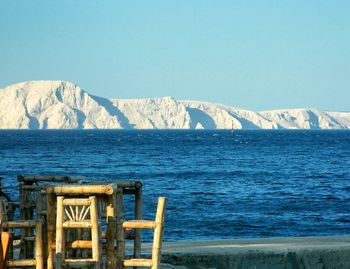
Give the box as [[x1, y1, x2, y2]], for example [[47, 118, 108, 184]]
[[116, 187, 125, 269], [106, 216, 116, 269], [36, 190, 47, 262], [124, 259, 152, 267], [106, 192, 116, 269], [6, 259, 36, 267], [134, 184, 142, 260], [0, 198, 7, 228], [18, 175, 79, 183], [21, 185, 46, 190], [62, 258, 96, 267], [117, 181, 142, 189], [55, 253, 63, 269], [47, 192, 55, 269], [35, 219, 44, 269], [18, 182, 27, 259], [2, 220, 37, 229]]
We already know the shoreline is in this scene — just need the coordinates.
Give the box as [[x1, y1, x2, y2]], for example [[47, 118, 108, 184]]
[[154, 236, 350, 268]]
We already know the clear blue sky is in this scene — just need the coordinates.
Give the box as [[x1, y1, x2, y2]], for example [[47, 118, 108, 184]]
[[1, 1, 349, 111]]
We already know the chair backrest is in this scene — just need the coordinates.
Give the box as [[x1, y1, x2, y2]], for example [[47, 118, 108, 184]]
[[152, 197, 167, 269], [122, 196, 167, 269], [55, 196, 101, 268]]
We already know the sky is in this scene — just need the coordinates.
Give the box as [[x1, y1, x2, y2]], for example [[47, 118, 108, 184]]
[[0, 1, 349, 111]]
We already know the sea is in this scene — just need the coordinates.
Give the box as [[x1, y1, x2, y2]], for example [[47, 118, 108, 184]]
[[0, 130, 349, 242]]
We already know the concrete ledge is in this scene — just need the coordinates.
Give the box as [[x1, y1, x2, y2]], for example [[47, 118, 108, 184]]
[[159, 236, 350, 269]]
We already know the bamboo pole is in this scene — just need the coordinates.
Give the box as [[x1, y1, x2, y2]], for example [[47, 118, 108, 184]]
[[116, 187, 125, 269], [8, 232, 14, 260], [51, 240, 93, 249], [63, 222, 92, 229], [151, 197, 167, 269], [61, 259, 96, 267], [55, 253, 63, 269], [89, 196, 101, 269], [6, 259, 36, 267], [47, 192, 55, 269], [124, 259, 152, 267], [27, 191, 35, 259], [35, 190, 43, 218], [106, 193, 116, 269], [2, 220, 37, 229], [35, 219, 44, 269], [19, 176, 79, 183], [18, 182, 26, 259], [106, 216, 116, 269], [63, 199, 91, 206], [21, 185, 47, 190], [123, 221, 156, 229], [0, 198, 7, 228], [117, 181, 142, 188], [47, 185, 114, 195], [134, 185, 142, 260], [36, 190, 48, 261], [56, 196, 65, 260]]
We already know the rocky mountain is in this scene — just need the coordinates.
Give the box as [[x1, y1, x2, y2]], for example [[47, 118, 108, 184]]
[[0, 80, 349, 129]]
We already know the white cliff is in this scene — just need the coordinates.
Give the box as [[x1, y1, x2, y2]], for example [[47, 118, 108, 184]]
[[0, 80, 349, 130]]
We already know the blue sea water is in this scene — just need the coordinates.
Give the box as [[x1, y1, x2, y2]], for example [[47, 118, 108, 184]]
[[0, 130, 349, 241]]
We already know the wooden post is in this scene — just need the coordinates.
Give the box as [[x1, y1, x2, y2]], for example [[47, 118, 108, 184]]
[[106, 216, 116, 269], [134, 184, 142, 260], [27, 188, 35, 258], [18, 181, 26, 259], [36, 190, 48, 261], [89, 196, 101, 269], [82, 228, 90, 259], [55, 252, 63, 269], [116, 187, 125, 269], [35, 219, 44, 269], [151, 197, 167, 269], [47, 191, 55, 269], [106, 193, 116, 269], [0, 198, 7, 228]]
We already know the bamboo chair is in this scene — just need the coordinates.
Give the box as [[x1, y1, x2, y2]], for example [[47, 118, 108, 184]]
[[55, 196, 101, 269], [2, 220, 44, 269], [122, 197, 167, 269], [17, 175, 80, 259]]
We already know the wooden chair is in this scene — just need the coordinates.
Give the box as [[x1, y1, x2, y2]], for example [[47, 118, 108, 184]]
[[122, 197, 167, 269], [55, 196, 101, 269]]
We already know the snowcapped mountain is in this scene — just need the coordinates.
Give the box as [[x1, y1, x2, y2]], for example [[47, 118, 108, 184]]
[[0, 80, 349, 130]]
